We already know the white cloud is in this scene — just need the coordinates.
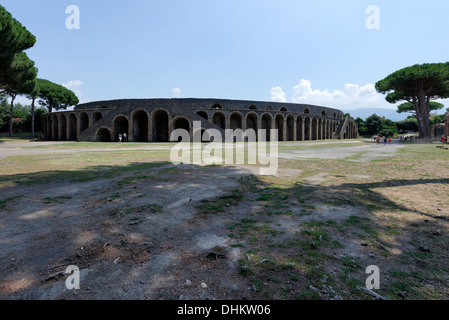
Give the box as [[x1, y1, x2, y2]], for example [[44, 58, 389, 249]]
[[270, 86, 287, 102], [62, 80, 84, 101], [172, 87, 181, 98], [291, 79, 398, 110], [272, 79, 401, 110]]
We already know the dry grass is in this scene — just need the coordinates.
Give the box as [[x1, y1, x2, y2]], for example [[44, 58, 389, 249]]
[[0, 140, 448, 299]]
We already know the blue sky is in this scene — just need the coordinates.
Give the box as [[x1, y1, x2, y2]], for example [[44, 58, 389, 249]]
[[3, 0, 449, 117]]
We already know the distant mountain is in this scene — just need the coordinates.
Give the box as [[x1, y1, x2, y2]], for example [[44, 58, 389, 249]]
[[341, 108, 409, 122]]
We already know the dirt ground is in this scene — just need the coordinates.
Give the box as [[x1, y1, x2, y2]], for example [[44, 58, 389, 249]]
[[0, 139, 448, 300]]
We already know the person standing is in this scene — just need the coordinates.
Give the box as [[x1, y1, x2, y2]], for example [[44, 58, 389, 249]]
[[119, 133, 123, 143], [388, 137, 392, 145], [123, 132, 127, 142]]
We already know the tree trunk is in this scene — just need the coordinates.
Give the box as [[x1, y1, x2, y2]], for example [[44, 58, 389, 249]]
[[412, 97, 424, 138], [417, 88, 431, 139], [8, 94, 16, 137], [31, 97, 35, 137]]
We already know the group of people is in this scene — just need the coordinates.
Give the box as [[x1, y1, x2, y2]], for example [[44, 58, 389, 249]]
[[33, 134, 47, 142], [375, 136, 392, 145], [118, 132, 128, 142], [400, 135, 419, 142]]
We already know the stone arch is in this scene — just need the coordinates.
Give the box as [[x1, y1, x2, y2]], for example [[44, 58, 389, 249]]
[[261, 113, 272, 141], [318, 118, 323, 140], [60, 114, 67, 141], [333, 112, 337, 119], [304, 108, 310, 114], [132, 110, 149, 142], [69, 113, 77, 141], [322, 111, 326, 117], [152, 110, 169, 142], [172, 116, 191, 142], [304, 116, 311, 141], [113, 115, 129, 142], [80, 112, 89, 132], [96, 127, 112, 142], [275, 114, 284, 141], [196, 111, 208, 120], [213, 112, 226, 130], [297, 116, 304, 141], [312, 117, 318, 140], [230, 112, 243, 130], [52, 115, 59, 141], [246, 112, 258, 140], [45, 116, 51, 140], [323, 119, 328, 139], [287, 115, 294, 141], [267, 105, 274, 111], [249, 105, 258, 110], [93, 112, 103, 124], [212, 103, 223, 109], [280, 107, 288, 112]]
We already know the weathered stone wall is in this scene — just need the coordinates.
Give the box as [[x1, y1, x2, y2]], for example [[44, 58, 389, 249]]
[[41, 98, 358, 142]]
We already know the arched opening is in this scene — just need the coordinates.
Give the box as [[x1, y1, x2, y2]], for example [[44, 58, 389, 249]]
[[261, 114, 272, 141], [196, 111, 208, 120], [230, 112, 242, 130], [287, 115, 294, 141], [212, 103, 223, 109], [45, 117, 51, 140], [323, 120, 327, 140], [249, 105, 258, 110], [52, 115, 59, 141], [312, 117, 318, 140], [96, 128, 111, 142], [132, 110, 149, 142], [69, 114, 77, 141], [246, 113, 258, 140], [304, 117, 311, 141], [267, 105, 274, 111], [173, 117, 190, 142], [213, 112, 226, 130], [275, 114, 284, 141], [93, 112, 103, 124], [80, 112, 89, 132], [280, 107, 288, 112], [322, 111, 326, 117], [318, 118, 322, 140], [201, 129, 210, 142], [333, 112, 336, 119], [114, 116, 129, 142], [152, 110, 169, 142], [296, 116, 303, 141], [60, 115, 67, 141], [304, 108, 310, 114]]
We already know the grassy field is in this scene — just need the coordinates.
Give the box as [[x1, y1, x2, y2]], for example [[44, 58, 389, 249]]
[[0, 139, 448, 300]]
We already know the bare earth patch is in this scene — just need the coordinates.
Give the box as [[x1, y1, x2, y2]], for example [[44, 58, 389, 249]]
[[0, 139, 448, 300]]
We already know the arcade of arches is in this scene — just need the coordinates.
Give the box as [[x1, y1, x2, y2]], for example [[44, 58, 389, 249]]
[[42, 109, 358, 143]]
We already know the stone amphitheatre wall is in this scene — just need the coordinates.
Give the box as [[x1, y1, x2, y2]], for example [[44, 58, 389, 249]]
[[41, 98, 359, 142]]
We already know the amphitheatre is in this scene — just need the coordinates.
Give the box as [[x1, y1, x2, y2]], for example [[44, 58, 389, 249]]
[[41, 98, 359, 143], [2, 100, 449, 302]]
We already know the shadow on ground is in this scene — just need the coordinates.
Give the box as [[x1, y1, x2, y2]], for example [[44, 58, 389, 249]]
[[0, 161, 448, 300]]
